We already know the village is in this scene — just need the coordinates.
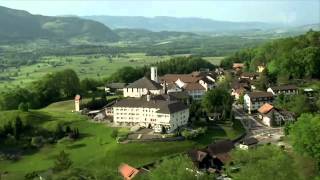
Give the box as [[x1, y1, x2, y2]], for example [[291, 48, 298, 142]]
[[72, 62, 316, 180]]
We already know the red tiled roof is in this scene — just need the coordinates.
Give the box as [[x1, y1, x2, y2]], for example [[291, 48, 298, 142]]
[[233, 63, 244, 69], [160, 74, 201, 83], [184, 83, 206, 91], [119, 163, 139, 180], [258, 103, 274, 114]]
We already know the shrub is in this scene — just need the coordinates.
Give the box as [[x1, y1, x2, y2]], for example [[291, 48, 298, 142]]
[[110, 129, 118, 139], [31, 136, 44, 148]]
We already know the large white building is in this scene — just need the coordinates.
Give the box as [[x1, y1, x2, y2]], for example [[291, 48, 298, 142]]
[[244, 92, 274, 114], [113, 93, 189, 133]]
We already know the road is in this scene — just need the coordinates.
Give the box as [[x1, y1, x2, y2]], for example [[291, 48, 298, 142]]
[[232, 103, 284, 143]]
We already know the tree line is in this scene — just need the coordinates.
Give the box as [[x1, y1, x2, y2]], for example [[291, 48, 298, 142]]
[[106, 56, 216, 83], [221, 30, 320, 84]]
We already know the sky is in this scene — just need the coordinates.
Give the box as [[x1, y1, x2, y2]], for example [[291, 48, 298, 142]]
[[0, 0, 319, 25]]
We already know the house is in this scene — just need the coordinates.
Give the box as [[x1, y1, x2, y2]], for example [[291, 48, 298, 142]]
[[267, 85, 298, 96], [113, 93, 189, 133], [188, 150, 213, 170], [123, 77, 164, 98], [183, 82, 206, 100], [233, 63, 244, 71], [105, 83, 127, 93], [103, 100, 117, 117], [244, 92, 274, 114], [187, 140, 235, 172], [168, 91, 190, 105], [240, 72, 259, 80], [159, 71, 215, 100], [258, 103, 295, 127], [239, 137, 259, 150], [256, 65, 266, 73], [231, 87, 246, 100], [118, 163, 141, 180]]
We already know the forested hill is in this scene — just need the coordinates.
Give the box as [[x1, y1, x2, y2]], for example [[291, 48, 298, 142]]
[[84, 15, 277, 32], [0, 6, 119, 43], [221, 30, 320, 81]]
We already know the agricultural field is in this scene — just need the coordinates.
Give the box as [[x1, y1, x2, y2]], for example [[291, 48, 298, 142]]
[[202, 56, 223, 66], [0, 99, 243, 180], [0, 53, 223, 91]]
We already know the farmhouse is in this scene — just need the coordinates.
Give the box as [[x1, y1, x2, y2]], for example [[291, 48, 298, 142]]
[[105, 83, 127, 93], [244, 92, 274, 114], [267, 85, 298, 96], [113, 93, 189, 133], [258, 103, 295, 127], [240, 72, 259, 80]]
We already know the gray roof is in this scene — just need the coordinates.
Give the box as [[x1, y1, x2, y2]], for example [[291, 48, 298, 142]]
[[105, 83, 127, 89], [113, 95, 188, 114], [270, 85, 297, 91], [125, 77, 162, 90], [247, 92, 274, 99]]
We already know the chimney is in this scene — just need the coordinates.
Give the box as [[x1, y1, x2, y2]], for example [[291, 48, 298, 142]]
[[151, 66, 158, 82]]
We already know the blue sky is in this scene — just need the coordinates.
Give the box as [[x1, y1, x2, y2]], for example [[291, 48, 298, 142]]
[[0, 0, 319, 25]]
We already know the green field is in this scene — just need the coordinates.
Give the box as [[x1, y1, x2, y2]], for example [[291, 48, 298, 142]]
[[0, 53, 223, 90], [202, 56, 224, 66], [0, 99, 242, 180]]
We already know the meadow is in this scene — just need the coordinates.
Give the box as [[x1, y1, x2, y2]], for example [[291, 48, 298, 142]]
[[0, 53, 222, 91], [0, 99, 242, 180]]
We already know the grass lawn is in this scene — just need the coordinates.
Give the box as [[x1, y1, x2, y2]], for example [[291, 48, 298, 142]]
[[0, 99, 244, 180]]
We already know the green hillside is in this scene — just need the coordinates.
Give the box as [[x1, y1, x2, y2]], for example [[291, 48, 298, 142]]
[[0, 6, 119, 43]]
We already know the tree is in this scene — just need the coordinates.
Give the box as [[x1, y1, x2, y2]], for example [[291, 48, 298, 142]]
[[13, 116, 23, 140], [110, 129, 118, 139], [53, 150, 73, 172], [229, 145, 317, 180], [290, 113, 320, 164], [202, 88, 233, 120], [149, 155, 212, 180], [254, 69, 269, 90], [55, 123, 65, 139], [18, 102, 29, 112]]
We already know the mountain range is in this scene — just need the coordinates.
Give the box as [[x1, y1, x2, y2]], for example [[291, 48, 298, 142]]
[[0, 6, 119, 42], [83, 16, 280, 32]]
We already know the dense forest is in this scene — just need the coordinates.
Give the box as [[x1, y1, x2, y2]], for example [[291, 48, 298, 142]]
[[221, 30, 320, 83]]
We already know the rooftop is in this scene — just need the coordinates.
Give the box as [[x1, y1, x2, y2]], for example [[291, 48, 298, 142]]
[[270, 85, 297, 91], [247, 91, 274, 99], [206, 140, 234, 156], [258, 103, 274, 114], [184, 82, 206, 91], [113, 95, 188, 114], [126, 77, 162, 90], [118, 163, 140, 180]]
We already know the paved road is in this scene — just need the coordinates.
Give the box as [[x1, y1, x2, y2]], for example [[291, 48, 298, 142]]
[[232, 104, 283, 138]]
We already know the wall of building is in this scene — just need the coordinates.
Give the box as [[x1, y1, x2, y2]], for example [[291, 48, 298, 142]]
[[123, 88, 162, 97], [113, 107, 189, 133]]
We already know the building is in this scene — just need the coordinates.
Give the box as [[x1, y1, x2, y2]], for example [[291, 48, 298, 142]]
[[256, 65, 266, 73], [244, 92, 274, 114], [258, 103, 295, 127], [123, 77, 164, 98], [267, 85, 298, 96], [105, 83, 127, 93], [159, 71, 215, 100], [240, 72, 259, 80], [233, 63, 244, 71], [239, 137, 259, 150], [113, 93, 189, 133], [119, 163, 139, 180]]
